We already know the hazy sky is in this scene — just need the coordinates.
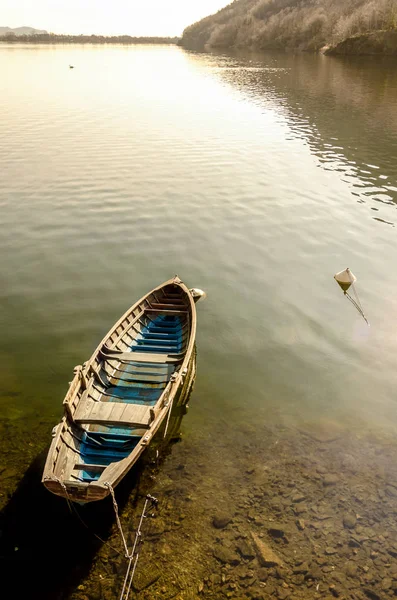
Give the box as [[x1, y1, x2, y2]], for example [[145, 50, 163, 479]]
[[2, 0, 231, 36]]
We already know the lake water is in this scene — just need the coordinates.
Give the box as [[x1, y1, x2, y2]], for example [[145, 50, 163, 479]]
[[1, 44, 397, 599]]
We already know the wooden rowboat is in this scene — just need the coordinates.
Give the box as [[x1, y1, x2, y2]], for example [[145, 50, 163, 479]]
[[42, 276, 203, 503]]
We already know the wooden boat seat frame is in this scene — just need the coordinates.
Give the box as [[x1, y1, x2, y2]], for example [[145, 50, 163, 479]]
[[74, 399, 155, 428]]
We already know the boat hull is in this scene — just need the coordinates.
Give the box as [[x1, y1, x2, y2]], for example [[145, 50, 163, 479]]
[[42, 277, 198, 503]]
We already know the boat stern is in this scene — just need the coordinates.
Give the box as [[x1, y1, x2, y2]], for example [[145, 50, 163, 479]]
[[42, 476, 109, 503]]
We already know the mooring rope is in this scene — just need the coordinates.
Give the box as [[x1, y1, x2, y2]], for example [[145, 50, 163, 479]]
[[45, 478, 158, 599], [345, 283, 369, 325], [104, 482, 159, 600], [118, 493, 159, 600], [104, 482, 132, 558], [45, 476, 123, 555]]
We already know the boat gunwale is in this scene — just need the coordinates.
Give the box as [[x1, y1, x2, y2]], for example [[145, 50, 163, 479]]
[[42, 276, 197, 502]]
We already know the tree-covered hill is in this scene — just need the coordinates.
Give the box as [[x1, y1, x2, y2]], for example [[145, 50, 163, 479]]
[[181, 0, 397, 53]]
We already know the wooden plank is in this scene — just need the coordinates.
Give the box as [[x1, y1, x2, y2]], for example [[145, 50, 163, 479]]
[[74, 399, 152, 428], [54, 440, 77, 479], [63, 374, 81, 414], [160, 299, 187, 306], [100, 350, 184, 364], [89, 386, 102, 402], [108, 402, 128, 422], [91, 401, 113, 421], [145, 309, 188, 315], [96, 455, 132, 484], [104, 359, 170, 375], [161, 292, 185, 299], [73, 400, 94, 422], [73, 464, 106, 472], [107, 371, 169, 384], [104, 309, 145, 351], [119, 403, 152, 426], [149, 303, 188, 310], [75, 399, 91, 421]]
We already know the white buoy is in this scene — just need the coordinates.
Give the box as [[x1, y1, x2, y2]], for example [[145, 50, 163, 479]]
[[189, 288, 206, 303], [334, 268, 356, 294], [334, 267, 369, 325]]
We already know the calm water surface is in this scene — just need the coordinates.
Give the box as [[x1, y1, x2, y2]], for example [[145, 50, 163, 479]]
[[1, 44, 397, 431], [1, 43, 397, 596]]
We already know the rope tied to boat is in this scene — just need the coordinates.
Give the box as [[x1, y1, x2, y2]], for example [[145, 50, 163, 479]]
[[44, 475, 124, 556], [45, 477, 159, 596], [104, 482, 131, 559], [45, 475, 74, 513], [104, 482, 159, 600]]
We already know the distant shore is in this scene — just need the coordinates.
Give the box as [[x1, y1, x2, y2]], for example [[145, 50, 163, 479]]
[[0, 33, 180, 45]]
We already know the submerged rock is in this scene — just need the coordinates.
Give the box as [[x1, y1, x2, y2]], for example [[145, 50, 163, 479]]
[[147, 517, 166, 536], [323, 474, 339, 487], [212, 514, 232, 529], [267, 524, 286, 538], [132, 564, 162, 592], [363, 588, 382, 600], [251, 532, 283, 567], [236, 539, 256, 560], [345, 562, 358, 578], [381, 578, 392, 591], [294, 503, 308, 515], [343, 513, 357, 529], [291, 492, 306, 504], [293, 562, 309, 574], [213, 545, 240, 565]]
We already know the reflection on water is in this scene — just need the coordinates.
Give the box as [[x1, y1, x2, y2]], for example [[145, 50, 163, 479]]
[[201, 51, 397, 218], [1, 44, 397, 599]]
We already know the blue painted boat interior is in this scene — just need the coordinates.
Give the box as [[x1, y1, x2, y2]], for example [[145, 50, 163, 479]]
[[78, 314, 183, 482]]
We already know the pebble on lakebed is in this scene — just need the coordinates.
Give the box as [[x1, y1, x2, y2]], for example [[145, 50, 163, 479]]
[[212, 514, 232, 529]]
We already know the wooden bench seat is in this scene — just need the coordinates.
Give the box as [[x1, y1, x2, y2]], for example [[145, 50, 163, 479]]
[[74, 400, 153, 428], [100, 349, 184, 364], [150, 303, 188, 310], [145, 309, 188, 315]]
